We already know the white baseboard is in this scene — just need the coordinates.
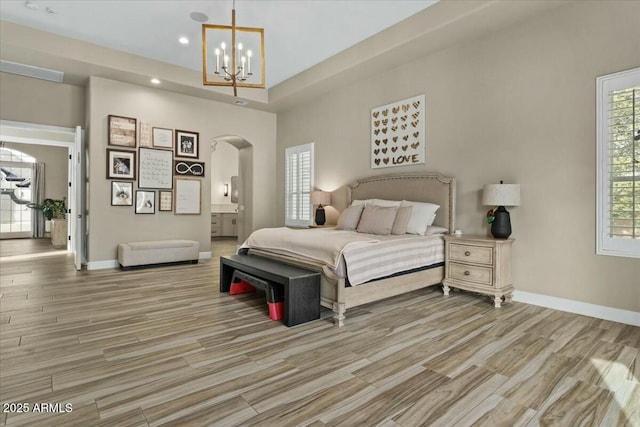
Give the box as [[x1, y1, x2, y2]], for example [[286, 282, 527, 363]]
[[87, 253, 212, 271], [513, 291, 640, 326], [86, 259, 119, 270]]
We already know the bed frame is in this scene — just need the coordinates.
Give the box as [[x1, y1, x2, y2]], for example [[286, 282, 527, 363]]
[[254, 172, 456, 326]]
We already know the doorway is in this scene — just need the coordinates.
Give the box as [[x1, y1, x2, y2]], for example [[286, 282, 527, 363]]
[[0, 120, 85, 269], [211, 135, 253, 243], [210, 139, 239, 241]]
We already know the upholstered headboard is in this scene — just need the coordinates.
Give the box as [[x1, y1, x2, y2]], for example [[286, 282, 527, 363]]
[[330, 173, 456, 233]]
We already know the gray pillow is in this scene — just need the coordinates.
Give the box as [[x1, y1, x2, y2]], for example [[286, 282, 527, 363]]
[[356, 205, 398, 235], [391, 205, 413, 235], [336, 204, 364, 231]]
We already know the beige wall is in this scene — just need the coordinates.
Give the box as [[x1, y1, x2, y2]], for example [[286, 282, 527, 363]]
[[87, 77, 276, 263], [0, 72, 85, 128], [4, 142, 68, 201], [276, 2, 640, 311]]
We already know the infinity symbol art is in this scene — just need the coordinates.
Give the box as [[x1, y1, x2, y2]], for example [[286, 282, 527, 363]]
[[175, 161, 205, 176]]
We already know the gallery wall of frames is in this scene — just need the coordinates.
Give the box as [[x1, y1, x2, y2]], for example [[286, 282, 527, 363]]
[[106, 114, 205, 215]]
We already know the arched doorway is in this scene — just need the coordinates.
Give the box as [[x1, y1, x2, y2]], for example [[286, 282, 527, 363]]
[[210, 135, 253, 243]]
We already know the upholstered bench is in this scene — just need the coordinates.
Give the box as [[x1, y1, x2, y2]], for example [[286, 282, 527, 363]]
[[117, 240, 199, 270]]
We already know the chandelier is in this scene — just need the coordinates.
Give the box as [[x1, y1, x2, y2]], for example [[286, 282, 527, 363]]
[[202, 0, 265, 97]]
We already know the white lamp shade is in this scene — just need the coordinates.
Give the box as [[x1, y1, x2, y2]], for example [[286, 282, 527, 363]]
[[482, 183, 520, 206], [310, 190, 331, 205]]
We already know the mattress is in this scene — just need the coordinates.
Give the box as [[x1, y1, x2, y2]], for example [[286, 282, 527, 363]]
[[239, 227, 444, 286]]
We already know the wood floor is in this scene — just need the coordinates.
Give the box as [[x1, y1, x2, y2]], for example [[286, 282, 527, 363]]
[[0, 238, 65, 258], [0, 238, 638, 426]]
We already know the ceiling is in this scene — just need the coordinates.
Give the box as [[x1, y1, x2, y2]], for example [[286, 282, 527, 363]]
[[0, 0, 438, 89]]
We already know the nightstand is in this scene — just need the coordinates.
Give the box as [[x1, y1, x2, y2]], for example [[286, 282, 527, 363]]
[[442, 235, 514, 307]]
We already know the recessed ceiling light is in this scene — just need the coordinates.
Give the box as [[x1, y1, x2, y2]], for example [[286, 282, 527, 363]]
[[178, 37, 189, 45], [150, 78, 161, 85], [25, 1, 39, 10], [46, 6, 55, 14], [190, 11, 208, 23], [233, 99, 248, 106]]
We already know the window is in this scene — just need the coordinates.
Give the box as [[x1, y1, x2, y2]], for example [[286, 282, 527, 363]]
[[285, 142, 314, 227], [596, 67, 640, 258], [0, 147, 35, 238]]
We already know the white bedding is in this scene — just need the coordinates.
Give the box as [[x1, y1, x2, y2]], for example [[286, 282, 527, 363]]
[[239, 227, 444, 286]]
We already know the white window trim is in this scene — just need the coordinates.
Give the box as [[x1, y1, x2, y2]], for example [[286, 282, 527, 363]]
[[596, 67, 640, 258], [285, 142, 314, 227]]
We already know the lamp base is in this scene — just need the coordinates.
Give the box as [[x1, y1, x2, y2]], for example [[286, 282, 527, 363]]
[[491, 206, 512, 239], [315, 205, 326, 226]]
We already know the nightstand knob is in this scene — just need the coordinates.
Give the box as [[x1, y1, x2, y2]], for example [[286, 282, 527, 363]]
[[464, 271, 471, 276], [464, 251, 471, 256]]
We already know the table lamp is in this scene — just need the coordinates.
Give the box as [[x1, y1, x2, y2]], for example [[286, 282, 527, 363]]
[[482, 181, 520, 238], [310, 191, 331, 226]]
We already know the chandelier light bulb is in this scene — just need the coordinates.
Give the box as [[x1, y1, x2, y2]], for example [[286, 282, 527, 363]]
[[214, 48, 221, 73], [220, 42, 226, 63]]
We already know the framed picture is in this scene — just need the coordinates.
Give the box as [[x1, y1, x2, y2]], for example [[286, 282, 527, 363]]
[[135, 190, 155, 214], [370, 94, 425, 169], [108, 115, 137, 148], [138, 148, 173, 189], [175, 130, 199, 158], [174, 160, 205, 177], [174, 177, 201, 215], [111, 181, 133, 206], [159, 190, 173, 211], [153, 127, 173, 149], [139, 121, 152, 148], [107, 149, 136, 180]]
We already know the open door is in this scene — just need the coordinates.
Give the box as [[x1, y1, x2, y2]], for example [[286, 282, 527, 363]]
[[72, 126, 85, 270]]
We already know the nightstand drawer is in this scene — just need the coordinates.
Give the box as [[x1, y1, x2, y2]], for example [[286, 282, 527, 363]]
[[449, 243, 493, 265], [449, 262, 493, 286]]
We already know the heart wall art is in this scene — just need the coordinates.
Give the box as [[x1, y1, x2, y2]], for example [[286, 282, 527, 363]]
[[371, 94, 425, 169]]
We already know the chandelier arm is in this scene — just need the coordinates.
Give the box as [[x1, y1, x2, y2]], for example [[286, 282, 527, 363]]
[[231, 6, 238, 96]]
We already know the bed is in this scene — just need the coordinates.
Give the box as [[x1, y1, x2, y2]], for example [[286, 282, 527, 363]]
[[241, 172, 456, 326]]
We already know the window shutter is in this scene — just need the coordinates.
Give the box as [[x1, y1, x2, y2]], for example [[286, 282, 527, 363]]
[[607, 87, 639, 239], [596, 67, 640, 258], [285, 143, 314, 227]]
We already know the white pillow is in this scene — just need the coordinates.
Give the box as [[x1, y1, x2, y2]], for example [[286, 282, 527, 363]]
[[336, 204, 364, 231], [400, 200, 440, 235], [351, 198, 401, 208], [425, 225, 448, 235]]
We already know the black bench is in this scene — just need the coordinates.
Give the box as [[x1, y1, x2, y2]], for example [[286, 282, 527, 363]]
[[220, 254, 321, 327]]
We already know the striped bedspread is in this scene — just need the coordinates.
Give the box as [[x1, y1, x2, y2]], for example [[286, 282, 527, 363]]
[[342, 233, 444, 285], [239, 227, 444, 286]]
